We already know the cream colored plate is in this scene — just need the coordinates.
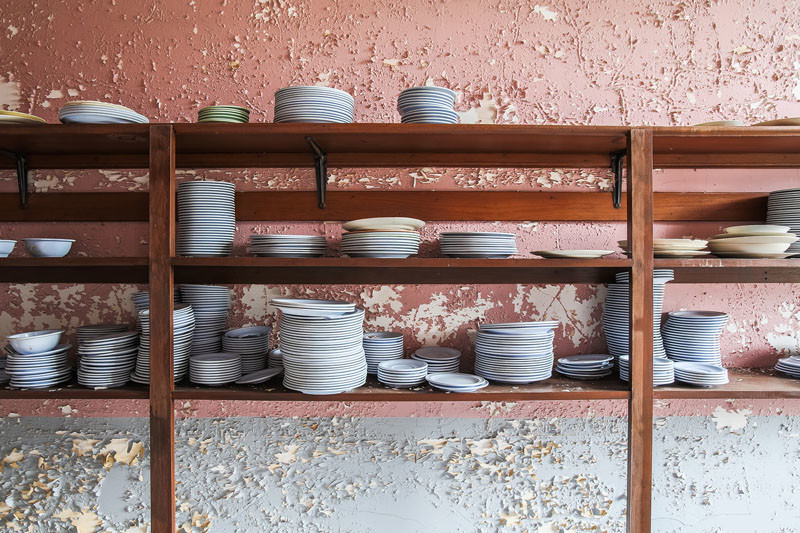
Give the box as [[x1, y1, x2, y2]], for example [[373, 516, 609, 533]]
[[533, 250, 615, 259], [0, 110, 46, 122], [342, 217, 425, 232], [61, 100, 138, 112], [712, 232, 793, 239], [654, 250, 712, 257], [708, 242, 791, 254], [712, 252, 794, 259], [709, 235, 798, 244], [619, 239, 707, 249], [753, 118, 800, 126], [724, 224, 790, 234], [693, 120, 745, 127], [0, 115, 46, 124]]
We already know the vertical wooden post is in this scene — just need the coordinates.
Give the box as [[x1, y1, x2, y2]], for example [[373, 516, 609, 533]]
[[626, 127, 654, 532], [149, 125, 176, 533]]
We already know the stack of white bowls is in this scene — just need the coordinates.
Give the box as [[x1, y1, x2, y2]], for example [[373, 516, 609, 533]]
[[341, 217, 424, 258], [363, 332, 404, 374], [397, 86, 458, 124], [274, 86, 354, 123], [775, 356, 800, 378], [272, 298, 367, 395], [767, 189, 800, 255], [618, 355, 675, 386], [474, 322, 559, 383], [180, 285, 231, 355], [555, 354, 614, 380], [707, 224, 798, 258], [662, 311, 729, 367], [5, 330, 71, 389], [222, 326, 271, 374], [59, 101, 149, 124], [377, 360, 427, 388], [131, 304, 195, 384], [411, 347, 460, 372], [77, 331, 139, 388], [76, 324, 129, 344], [189, 353, 242, 386], [249, 234, 327, 257], [268, 348, 283, 369], [177, 180, 235, 257], [440, 232, 518, 258]]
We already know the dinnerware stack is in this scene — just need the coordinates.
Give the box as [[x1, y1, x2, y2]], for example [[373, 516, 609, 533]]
[[397, 86, 458, 124], [268, 348, 283, 369], [131, 290, 182, 314], [272, 298, 367, 395], [197, 105, 250, 123], [0, 110, 46, 125], [59, 101, 149, 124], [411, 346, 461, 372], [5, 330, 71, 389], [177, 180, 235, 257], [377, 359, 427, 388], [555, 354, 615, 380], [340, 217, 424, 258], [180, 285, 231, 355], [618, 239, 709, 258], [273, 86, 354, 123], [618, 355, 675, 385], [767, 190, 800, 254], [77, 331, 139, 388], [672, 361, 729, 387], [249, 234, 327, 257], [775, 356, 800, 378], [662, 310, 729, 367], [440, 232, 518, 258], [76, 324, 130, 344], [533, 250, 614, 259], [426, 373, 488, 392], [603, 269, 674, 360], [474, 321, 559, 383], [707, 224, 798, 258], [131, 304, 195, 384], [189, 353, 242, 385], [222, 326, 271, 373], [363, 332, 404, 374]]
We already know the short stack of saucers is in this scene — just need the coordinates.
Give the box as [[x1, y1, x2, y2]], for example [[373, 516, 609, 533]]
[[706, 224, 798, 258], [672, 361, 729, 387], [222, 326, 271, 374], [77, 331, 139, 389], [440, 232, 518, 258], [131, 304, 195, 384], [618, 355, 675, 386], [397, 86, 458, 124], [180, 285, 231, 355], [274, 86, 354, 123], [177, 180, 235, 257], [249, 234, 327, 257], [5, 330, 72, 389], [197, 105, 250, 123], [619, 238, 709, 258], [189, 353, 242, 386], [59, 101, 149, 124], [411, 346, 460, 373], [341, 217, 424, 258], [767, 189, 800, 255], [76, 324, 129, 344], [555, 354, 614, 380], [474, 321, 559, 384], [775, 356, 800, 378], [0, 110, 46, 125], [426, 373, 488, 392], [363, 332, 404, 374], [377, 359, 427, 388]]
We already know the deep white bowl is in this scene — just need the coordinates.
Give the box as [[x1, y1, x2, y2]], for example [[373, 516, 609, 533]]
[[0, 239, 16, 257], [23, 238, 75, 257], [7, 329, 64, 354]]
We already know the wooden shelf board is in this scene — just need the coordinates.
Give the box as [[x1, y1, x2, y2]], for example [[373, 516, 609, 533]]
[[0, 381, 148, 399], [0, 257, 149, 283], [658, 258, 800, 283], [655, 368, 800, 399]]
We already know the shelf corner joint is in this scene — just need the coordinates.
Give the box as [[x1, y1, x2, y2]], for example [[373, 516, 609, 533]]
[[610, 149, 625, 209], [0, 149, 29, 208], [305, 136, 327, 209]]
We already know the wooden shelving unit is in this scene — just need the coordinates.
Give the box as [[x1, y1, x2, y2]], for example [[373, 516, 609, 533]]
[[1, 123, 799, 533]]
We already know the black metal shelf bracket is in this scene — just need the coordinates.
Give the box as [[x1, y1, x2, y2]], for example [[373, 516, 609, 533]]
[[0, 149, 29, 208], [610, 150, 625, 209], [305, 136, 327, 209]]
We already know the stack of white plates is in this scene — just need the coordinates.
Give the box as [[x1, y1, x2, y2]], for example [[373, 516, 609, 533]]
[[618, 355, 675, 386], [474, 322, 559, 383], [662, 310, 729, 366], [190, 353, 242, 385], [411, 347, 460, 372], [619, 239, 709, 258], [197, 105, 249, 123], [274, 86, 354, 123], [440, 232, 518, 258], [77, 331, 139, 388], [268, 348, 283, 369], [177, 180, 235, 257], [131, 289, 181, 313], [131, 304, 195, 384], [272, 298, 367, 395], [76, 324, 129, 344], [767, 190, 800, 255], [0, 110, 46, 124], [249, 234, 327, 257], [377, 360, 427, 388], [673, 361, 729, 387], [604, 269, 674, 360], [426, 373, 488, 392], [180, 285, 231, 355], [5, 343, 72, 389], [707, 224, 797, 258], [775, 356, 800, 378], [555, 354, 614, 380], [397, 86, 458, 124], [341, 217, 424, 258], [222, 326, 271, 374], [363, 332, 404, 374], [59, 101, 148, 124]]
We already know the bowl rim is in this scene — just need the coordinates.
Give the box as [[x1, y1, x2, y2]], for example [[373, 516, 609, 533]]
[[7, 329, 64, 340], [22, 238, 76, 243]]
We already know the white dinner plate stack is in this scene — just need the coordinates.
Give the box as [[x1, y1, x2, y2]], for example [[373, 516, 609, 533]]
[[603, 269, 674, 360], [673, 361, 729, 387], [440, 232, 518, 258], [59, 101, 149, 124], [249, 234, 327, 257], [272, 298, 367, 395], [177, 180, 235, 257], [618, 355, 675, 386], [775, 356, 800, 378], [131, 304, 195, 384], [180, 285, 231, 355], [767, 190, 800, 255], [274, 86, 354, 123], [76, 324, 129, 344], [474, 321, 559, 383], [268, 348, 283, 369], [397, 86, 458, 124], [377, 359, 427, 388], [77, 331, 139, 388], [222, 326, 271, 373], [341, 217, 425, 258], [426, 373, 488, 392], [707, 224, 798, 258], [131, 289, 182, 312], [189, 353, 242, 386], [662, 310, 729, 366], [619, 239, 709, 258], [555, 354, 615, 380], [363, 332, 404, 374], [5, 344, 72, 389], [411, 346, 461, 372]]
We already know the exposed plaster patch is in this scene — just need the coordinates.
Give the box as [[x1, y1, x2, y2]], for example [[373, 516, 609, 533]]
[[533, 5, 559, 21], [0, 76, 21, 110], [712, 405, 752, 433]]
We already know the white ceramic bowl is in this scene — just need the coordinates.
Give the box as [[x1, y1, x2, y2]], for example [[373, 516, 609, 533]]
[[23, 238, 75, 257], [0, 239, 16, 257], [7, 329, 64, 354]]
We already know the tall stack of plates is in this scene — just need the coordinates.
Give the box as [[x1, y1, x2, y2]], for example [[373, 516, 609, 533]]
[[604, 269, 674, 360], [76, 324, 129, 344], [77, 331, 139, 388], [619, 239, 709, 258], [662, 310, 729, 367], [0, 110, 46, 125], [59, 101, 148, 124], [249, 234, 327, 257], [397, 86, 458, 124], [775, 356, 800, 378], [272, 298, 367, 395], [341, 217, 424, 258], [189, 353, 242, 385], [426, 373, 488, 392], [197, 105, 249, 123], [618, 355, 675, 386], [0, 357, 8, 385], [131, 304, 195, 384], [273, 86, 354, 123], [673, 361, 729, 387], [177, 180, 235, 257], [222, 326, 271, 374], [5, 343, 72, 389], [377, 360, 427, 388], [767, 189, 800, 255], [411, 346, 460, 372], [131, 290, 182, 331], [707, 224, 797, 258], [363, 332, 404, 374], [440, 232, 518, 258], [474, 322, 558, 383], [555, 354, 614, 380], [268, 348, 283, 369], [180, 285, 231, 355]]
